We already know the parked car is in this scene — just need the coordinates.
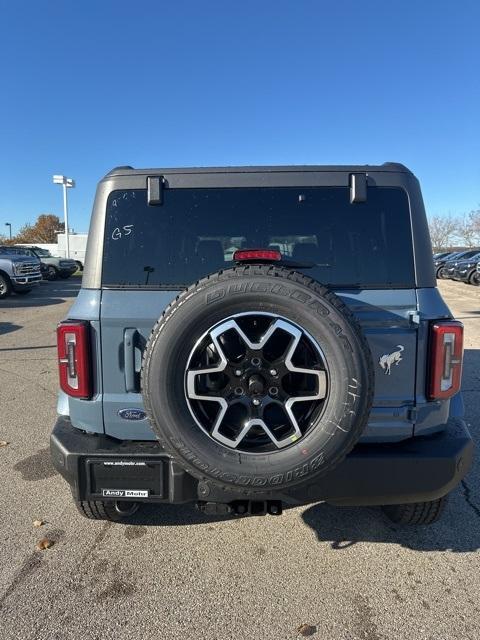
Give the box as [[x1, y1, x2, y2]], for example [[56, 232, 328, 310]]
[[434, 251, 461, 278], [0, 246, 42, 298], [443, 250, 480, 279], [4, 245, 50, 279], [452, 254, 480, 285], [13, 245, 78, 280], [50, 163, 472, 526], [433, 251, 452, 260]]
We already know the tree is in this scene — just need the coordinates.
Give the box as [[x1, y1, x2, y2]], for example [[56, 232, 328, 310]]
[[428, 214, 461, 252], [14, 214, 64, 244], [457, 211, 480, 247], [469, 209, 480, 235]]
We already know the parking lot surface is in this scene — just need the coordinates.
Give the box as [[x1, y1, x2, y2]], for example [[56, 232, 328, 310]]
[[1, 278, 479, 640]]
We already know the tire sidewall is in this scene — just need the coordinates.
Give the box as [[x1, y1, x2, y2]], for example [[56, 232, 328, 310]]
[[143, 269, 373, 492], [0, 273, 12, 299]]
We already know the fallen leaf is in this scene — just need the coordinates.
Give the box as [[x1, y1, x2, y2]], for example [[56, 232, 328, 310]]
[[33, 520, 45, 528], [0, 440, 9, 447], [36, 538, 54, 551], [297, 624, 316, 637]]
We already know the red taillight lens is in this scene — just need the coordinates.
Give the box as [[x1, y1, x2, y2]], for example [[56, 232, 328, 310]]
[[428, 321, 463, 400], [233, 249, 282, 262], [57, 321, 92, 399]]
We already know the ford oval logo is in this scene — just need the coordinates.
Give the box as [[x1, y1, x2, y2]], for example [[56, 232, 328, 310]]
[[118, 408, 147, 421]]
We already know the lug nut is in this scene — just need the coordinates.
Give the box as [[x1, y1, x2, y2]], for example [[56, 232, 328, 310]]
[[269, 386, 278, 396], [251, 357, 261, 367], [234, 387, 244, 396], [252, 398, 261, 406], [269, 369, 277, 376], [234, 369, 242, 376]]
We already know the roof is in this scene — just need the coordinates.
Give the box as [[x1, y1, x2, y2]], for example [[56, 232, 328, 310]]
[[104, 162, 412, 179]]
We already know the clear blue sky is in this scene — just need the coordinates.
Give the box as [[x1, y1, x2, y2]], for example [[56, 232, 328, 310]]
[[0, 0, 478, 235]]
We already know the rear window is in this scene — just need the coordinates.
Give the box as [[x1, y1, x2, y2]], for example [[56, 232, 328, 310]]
[[101, 186, 414, 289]]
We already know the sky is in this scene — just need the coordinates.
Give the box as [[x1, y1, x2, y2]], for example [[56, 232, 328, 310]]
[[0, 0, 479, 236]]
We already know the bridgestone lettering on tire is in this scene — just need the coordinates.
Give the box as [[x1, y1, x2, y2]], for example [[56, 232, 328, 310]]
[[142, 266, 374, 494]]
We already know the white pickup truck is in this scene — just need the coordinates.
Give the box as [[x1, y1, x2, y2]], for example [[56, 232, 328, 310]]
[[0, 247, 42, 298]]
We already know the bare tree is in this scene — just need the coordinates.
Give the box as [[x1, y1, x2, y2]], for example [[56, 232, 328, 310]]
[[456, 209, 480, 248], [470, 208, 480, 234], [428, 214, 461, 252]]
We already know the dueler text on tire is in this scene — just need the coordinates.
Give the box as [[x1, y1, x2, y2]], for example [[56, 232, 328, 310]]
[[142, 266, 374, 495]]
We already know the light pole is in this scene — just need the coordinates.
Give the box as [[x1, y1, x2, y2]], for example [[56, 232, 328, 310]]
[[5, 222, 11, 240], [53, 175, 75, 259]]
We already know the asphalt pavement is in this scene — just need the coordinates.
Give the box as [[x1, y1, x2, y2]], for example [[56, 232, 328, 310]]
[[0, 277, 479, 640]]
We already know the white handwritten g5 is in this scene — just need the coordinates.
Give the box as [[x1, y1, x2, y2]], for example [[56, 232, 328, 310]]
[[112, 225, 134, 240]]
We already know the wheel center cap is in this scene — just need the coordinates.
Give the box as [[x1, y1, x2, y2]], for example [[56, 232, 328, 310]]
[[248, 373, 265, 396]]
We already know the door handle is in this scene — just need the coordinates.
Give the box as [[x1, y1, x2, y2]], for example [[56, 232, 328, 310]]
[[124, 328, 138, 392]]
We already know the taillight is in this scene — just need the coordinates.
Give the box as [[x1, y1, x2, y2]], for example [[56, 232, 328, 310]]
[[57, 321, 92, 399], [428, 321, 463, 400], [233, 249, 282, 262]]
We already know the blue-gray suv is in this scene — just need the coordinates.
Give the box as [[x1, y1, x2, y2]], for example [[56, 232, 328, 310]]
[[50, 163, 473, 525]]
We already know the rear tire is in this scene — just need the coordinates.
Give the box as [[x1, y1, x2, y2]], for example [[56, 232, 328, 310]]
[[382, 495, 448, 525], [0, 273, 12, 299], [74, 499, 140, 521], [437, 267, 447, 279], [46, 265, 58, 281], [468, 271, 480, 286], [143, 265, 374, 495]]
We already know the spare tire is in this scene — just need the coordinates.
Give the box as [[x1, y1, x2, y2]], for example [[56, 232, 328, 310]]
[[142, 266, 374, 495]]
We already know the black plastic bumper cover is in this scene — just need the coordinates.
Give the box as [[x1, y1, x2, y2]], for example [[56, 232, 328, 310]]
[[51, 416, 474, 507]]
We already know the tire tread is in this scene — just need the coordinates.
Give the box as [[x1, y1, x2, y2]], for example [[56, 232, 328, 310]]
[[382, 495, 448, 525], [142, 265, 375, 495]]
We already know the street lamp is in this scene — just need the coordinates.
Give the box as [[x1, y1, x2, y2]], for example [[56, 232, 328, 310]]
[[5, 222, 11, 240], [53, 175, 75, 259]]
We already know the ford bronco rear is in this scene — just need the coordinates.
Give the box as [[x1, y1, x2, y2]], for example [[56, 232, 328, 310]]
[[50, 164, 473, 524]]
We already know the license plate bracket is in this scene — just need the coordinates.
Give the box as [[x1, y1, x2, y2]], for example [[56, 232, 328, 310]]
[[86, 458, 164, 500]]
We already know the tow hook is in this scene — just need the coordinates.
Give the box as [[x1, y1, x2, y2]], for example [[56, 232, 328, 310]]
[[196, 500, 283, 517]]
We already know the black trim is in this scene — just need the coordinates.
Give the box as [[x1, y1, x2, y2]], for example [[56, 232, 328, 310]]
[[51, 416, 473, 508]]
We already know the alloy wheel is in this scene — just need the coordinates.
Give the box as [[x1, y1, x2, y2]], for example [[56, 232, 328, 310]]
[[185, 312, 328, 453]]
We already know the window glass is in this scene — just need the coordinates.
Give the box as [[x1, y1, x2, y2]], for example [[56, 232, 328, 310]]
[[102, 186, 414, 288]]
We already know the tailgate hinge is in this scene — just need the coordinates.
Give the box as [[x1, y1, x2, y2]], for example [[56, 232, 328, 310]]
[[407, 407, 418, 423], [147, 175, 165, 205], [408, 310, 420, 326], [349, 173, 368, 203]]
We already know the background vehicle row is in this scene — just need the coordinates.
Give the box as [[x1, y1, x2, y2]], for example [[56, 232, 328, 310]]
[[434, 250, 480, 285]]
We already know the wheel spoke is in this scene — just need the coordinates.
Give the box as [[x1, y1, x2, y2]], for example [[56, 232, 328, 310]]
[[209, 317, 288, 352], [185, 312, 329, 452]]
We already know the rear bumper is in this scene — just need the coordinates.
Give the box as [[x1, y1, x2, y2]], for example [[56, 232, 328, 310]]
[[51, 416, 474, 508]]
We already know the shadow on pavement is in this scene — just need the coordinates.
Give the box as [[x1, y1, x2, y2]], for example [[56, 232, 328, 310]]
[[301, 497, 480, 553], [125, 503, 235, 527], [0, 321, 22, 336], [0, 279, 80, 308]]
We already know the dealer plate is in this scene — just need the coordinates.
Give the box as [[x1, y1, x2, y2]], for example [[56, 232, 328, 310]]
[[102, 489, 149, 498], [87, 458, 164, 499]]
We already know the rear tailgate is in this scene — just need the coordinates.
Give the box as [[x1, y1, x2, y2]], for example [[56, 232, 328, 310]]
[[99, 286, 418, 442], [98, 182, 419, 442]]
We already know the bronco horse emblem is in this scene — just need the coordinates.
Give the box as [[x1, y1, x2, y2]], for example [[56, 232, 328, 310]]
[[379, 345, 404, 375]]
